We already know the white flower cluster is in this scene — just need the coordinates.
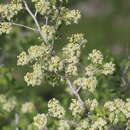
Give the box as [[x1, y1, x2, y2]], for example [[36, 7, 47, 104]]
[[104, 98, 130, 123], [0, 2, 22, 20], [74, 76, 97, 92], [63, 43, 81, 59], [104, 98, 124, 123], [41, 25, 55, 41], [58, 120, 70, 130], [75, 119, 89, 130], [48, 56, 63, 72], [17, 44, 51, 86], [63, 33, 87, 76], [48, 98, 65, 119], [33, 113, 47, 130], [73, 49, 116, 93], [0, 23, 12, 35], [63, 34, 87, 58], [87, 49, 115, 76], [28, 45, 51, 61], [2, 97, 17, 112], [33, 0, 51, 15], [69, 99, 85, 116], [21, 102, 35, 113], [24, 63, 43, 86], [88, 49, 103, 64], [122, 99, 130, 118], [68, 33, 87, 46], [17, 51, 29, 66], [40, 5, 81, 26], [1, 0, 129, 129], [0, 95, 17, 112], [102, 61, 115, 75], [17, 45, 51, 66], [64, 9, 81, 25], [89, 117, 107, 130], [85, 64, 96, 76], [65, 64, 78, 76], [85, 99, 98, 111]]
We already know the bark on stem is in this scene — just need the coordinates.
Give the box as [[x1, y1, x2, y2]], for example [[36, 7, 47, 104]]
[[43, 69, 84, 105], [0, 22, 37, 32], [66, 78, 84, 105], [15, 113, 19, 130], [12, 23, 38, 32], [23, 0, 48, 43]]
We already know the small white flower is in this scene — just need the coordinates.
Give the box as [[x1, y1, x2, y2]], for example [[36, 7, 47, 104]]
[[21, 102, 35, 113], [2, 97, 17, 112], [69, 99, 84, 116], [102, 62, 115, 75], [17, 51, 29, 66], [64, 9, 81, 25], [85, 99, 98, 111], [88, 49, 103, 64], [48, 98, 65, 119], [33, 113, 47, 130], [0, 23, 12, 34], [41, 25, 55, 41], [58, 120, 70, 130]]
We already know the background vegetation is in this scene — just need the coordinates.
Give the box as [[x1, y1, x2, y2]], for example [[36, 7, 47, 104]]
[[0, 0, 130, 129]]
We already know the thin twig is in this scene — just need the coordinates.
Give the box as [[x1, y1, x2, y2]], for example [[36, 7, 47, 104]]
[[0, 22, 37, 32], [76, 86, 82, 93], [23, 0, 48, 43], [45, 16, 48, 25], [121, 63, 130, 88], [66, 78, 84, 105], [15, 113, 19, 130], [23, 0, 40, 31], [35, 11, 38, 17], [12, 23, 38, 32], [43, 68, 84, 105]]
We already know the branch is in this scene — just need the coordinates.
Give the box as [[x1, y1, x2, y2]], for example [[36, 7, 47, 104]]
[[45, 16, 48, 25], [66, 78, 84, 105], [35, 11, 38, 17], [0, 22, 37, 32], [22, 1, 83, 105], [121, 63, 130, 88], [76, 86, 82, 93], [15, 113, 19, 130], [12, 23, 38, 32], [23, 0, 40, 31], [23, 0, 48, 43], [43, 69, 84, 105]]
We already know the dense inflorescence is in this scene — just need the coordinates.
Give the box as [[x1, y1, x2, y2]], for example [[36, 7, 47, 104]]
[[0, 1, 22, 20], [33, 113, 47, 129], [48, 98, 65, 119], [104, 98, 130, 123], [2, 97, 17, 112], [69, 99, 85, 116], [21, 102, 35, 113], [0, 23, 12, 34]]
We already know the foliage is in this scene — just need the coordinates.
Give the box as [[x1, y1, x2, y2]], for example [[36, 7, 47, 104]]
[[0, 0, 130, 130]]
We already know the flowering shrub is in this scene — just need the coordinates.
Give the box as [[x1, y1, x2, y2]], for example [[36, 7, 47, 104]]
[[0, 0, 130, 130]]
